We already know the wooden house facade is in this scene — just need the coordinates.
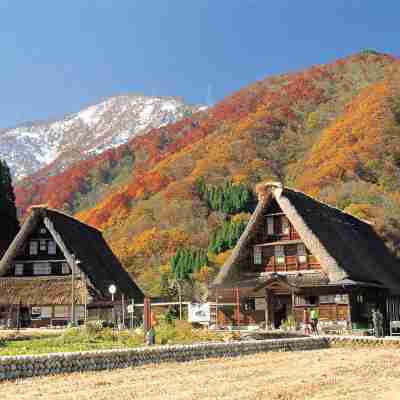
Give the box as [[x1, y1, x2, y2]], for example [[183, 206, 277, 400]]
[[210, 182, 400, 332], [0, 207, 144, 328]]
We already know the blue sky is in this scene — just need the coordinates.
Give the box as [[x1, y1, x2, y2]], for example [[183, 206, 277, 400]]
[[0, 1, 399, 127]]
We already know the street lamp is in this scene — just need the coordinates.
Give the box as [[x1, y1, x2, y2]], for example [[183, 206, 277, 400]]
[[109, 284, 117, 326]]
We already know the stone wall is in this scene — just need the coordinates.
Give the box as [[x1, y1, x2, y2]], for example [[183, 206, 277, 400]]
[[326, 335, 400, 346], [0, 337, 327, 381]]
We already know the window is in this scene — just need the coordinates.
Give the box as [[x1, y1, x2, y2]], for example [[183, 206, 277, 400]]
[[61, 263, 70, 274], [297, 244, 307, 264], [29, 241, 38, 255], [282, 217, 290, 235], [54, 306, 70, 319], [275, 245, 285, 264], [320, 295, 336, 304], [77, 306, 85, 320], [335, 294, 349, 304], [267, 217, 274, 235], [48, 241, 57, 255], [39, 239, 47, 251], [296, 295, 319, 305], [33, 262, 51, 275], [41, 306, 52, 318], [15, 264, 24, 276], [254, 246, 262, 264]]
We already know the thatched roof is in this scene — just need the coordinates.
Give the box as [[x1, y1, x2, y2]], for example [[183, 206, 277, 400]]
[[213, 183, 400, 292], [0, 277, 89, 306], [0, 207, 144, 301], [0, 212, 19, 258]]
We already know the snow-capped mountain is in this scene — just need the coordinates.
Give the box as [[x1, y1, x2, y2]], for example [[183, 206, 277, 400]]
[[0, 94, 205, 180]]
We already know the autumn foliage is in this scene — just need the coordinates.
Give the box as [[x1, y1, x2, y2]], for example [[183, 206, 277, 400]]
[[14, 51, 400, 294]]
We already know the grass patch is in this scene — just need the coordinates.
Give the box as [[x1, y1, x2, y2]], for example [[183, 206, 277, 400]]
[[0, 321, 227, 356]]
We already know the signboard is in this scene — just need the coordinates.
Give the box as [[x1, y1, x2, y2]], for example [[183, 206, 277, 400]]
[[127, 304, 135, 313], [188, 303, 210, 323], [31, 307, 42, 320], [255, 297, 266, 311]]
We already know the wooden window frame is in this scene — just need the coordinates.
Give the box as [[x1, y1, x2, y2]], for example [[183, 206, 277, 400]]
[[61, 262, 70, 275], [33, 262, 51, 275], [282, 217, 290, 235], [14, 263, 24, 276], [39, 239, 47, 251], [267, 217, 274, 235], [29, 241, 38, 255], [54, 306, 70, 319], [297, 243, 307, 264], [48, 240, 57, 255], [254, 246, 262, 264], [275, 245, 285, 264]]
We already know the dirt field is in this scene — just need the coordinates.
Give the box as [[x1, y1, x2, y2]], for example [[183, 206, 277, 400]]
[[1, 347, 400, 400]]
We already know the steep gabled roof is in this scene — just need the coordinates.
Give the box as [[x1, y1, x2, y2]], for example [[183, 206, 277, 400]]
[[0, 276, 89, 306], [0, 207, 144, 301], [213, 182, 400, 292], [0, 212, 19, 258]]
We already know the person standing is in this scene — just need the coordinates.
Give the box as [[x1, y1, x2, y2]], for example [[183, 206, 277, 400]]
[[309, 307, 320, 335]]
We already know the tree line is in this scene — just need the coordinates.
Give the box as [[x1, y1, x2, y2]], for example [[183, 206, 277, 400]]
[[196, 178, 255, 215]]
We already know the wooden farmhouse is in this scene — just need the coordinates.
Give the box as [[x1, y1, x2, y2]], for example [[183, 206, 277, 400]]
[[0, 206, 144, 328], [210, 182, 400, 333]]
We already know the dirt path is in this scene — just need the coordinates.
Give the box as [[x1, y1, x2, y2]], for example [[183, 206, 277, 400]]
[[1, 347, 400, 400]]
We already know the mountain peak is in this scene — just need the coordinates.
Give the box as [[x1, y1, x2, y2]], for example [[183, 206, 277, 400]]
[[1, 95, 205, 180]]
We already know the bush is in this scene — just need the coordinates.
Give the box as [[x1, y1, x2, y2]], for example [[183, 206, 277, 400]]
[[85, 320, 106, 335], [280, 315, 297, 332], [154, 320, 222, 345]]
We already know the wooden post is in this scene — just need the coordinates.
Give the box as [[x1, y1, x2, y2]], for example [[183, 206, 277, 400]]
[[122, 294, 125, 329], [16, 299, 21, 331], [130, 299, 135, 329], [84, 276, 88, 325], [215, 289, 219, 329], [347, 293, 353, 331], [265, 289, 270, 330], [71, 254, 76, 325], [178, 281, 182, 320], [143, 297, 151, 333], [235, 288, 240, 328], [291, 289, 295, 319]]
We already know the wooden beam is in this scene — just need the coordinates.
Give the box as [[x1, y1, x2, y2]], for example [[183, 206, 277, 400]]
[[265, 289, 270, 329], [143, 297, 151, 333], [235, 288, 240, 327]]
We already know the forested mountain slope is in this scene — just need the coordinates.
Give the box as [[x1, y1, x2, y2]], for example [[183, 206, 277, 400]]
[[15, 51, 400, 295]]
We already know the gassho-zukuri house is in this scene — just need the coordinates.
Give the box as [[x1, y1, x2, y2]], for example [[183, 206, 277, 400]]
[[210, 182, 400, 332], [0, 206, 144, 328]]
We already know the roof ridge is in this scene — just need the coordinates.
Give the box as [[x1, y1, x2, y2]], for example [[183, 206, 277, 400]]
[[278, 186, 373, 226], [30, 206, 102, 233]]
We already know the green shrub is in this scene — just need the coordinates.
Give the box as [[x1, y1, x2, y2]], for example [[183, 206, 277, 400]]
[[280, 315, 297, 331]]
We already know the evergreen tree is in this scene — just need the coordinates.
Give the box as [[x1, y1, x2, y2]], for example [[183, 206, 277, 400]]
[[208, 220, 246, 255], [196, 179, 256, 215], [0, 160, 19, 255], [170, 247, 209, 281]]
